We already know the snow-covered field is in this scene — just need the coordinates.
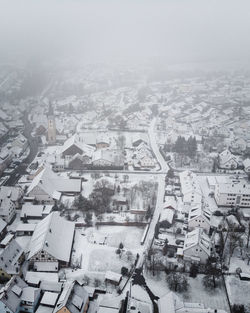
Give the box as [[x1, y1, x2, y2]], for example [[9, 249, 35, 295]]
[[88, 249, 130, 272], [226, 275, 250, 312], [70, 226, 144, 278], [95, 225, 145, 249]]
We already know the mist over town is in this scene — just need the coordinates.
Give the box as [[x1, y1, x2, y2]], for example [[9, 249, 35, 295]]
[[0, 1, 250, 313]]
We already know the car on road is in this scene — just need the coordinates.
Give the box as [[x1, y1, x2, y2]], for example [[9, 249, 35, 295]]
[[154, 239, 165, 246]]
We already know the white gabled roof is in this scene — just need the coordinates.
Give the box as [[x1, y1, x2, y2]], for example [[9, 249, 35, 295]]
[[159, 209, 174, 224], [183, 228, 211, 256], [179, 170, 202, 204], [105, 271, 122, 283], [0, 186, 23, 202], [27, 166, 81, 198], [188, 205, 211, 224], [60, 134, 95, 156], [162, 197, 177, 210], [27, 212, 75, 263], [219, 149, 239, 166], [158, 292, 184, 313]]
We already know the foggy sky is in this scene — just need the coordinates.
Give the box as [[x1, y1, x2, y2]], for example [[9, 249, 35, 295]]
[[0, 0, 250, 66]]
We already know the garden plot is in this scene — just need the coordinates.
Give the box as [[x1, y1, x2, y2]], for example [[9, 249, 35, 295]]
[[72, 227, 143, 275], [96, 225, 144, 249], [88, 248, 131, 272]]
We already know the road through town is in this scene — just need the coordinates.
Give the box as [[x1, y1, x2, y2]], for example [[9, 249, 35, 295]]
[[136, 118, 169, 267]]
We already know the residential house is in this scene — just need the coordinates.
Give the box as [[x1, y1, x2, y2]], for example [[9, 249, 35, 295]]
[[20, 286, 41, 313], [20, 203, 53, 221], [26, 166, 81, 203], [183, 228, 212, 263], [218, 149, 239, 169], [133, 142, 155, 169], [52, 157, 65, 172], [132, 136, 147, 147], [179, 170, 202, 207], [139, 155, 155, 168], [0, 198, 16, 224], [0, 239, 23, 280], [162, 197, 177, 211], [11, 133, 29, 157], [60, 134, 95, 159], [54, 280, 89, 313], [159, 205, 175, 228], [68, 153, 92, 170], [188, 204, 211, 233], [0, 186, 24, 209], [92, 149, 124, 169], [38, 291, 59, 310], [27, 212, 75, 271], [0, 276, 28, 313]]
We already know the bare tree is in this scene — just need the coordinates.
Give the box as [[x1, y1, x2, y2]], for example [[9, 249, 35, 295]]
[[228, 231, 243, 265], [166, 272, 189, 292], [245, 221, 250, 249]]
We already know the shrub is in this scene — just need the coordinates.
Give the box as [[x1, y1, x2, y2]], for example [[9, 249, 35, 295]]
[[121, 266, 129, 276], [189, 263, 199, 278], [166, 272, 189, 292]]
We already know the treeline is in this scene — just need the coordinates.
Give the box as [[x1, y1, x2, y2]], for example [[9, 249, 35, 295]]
[[164, 136, 197, 158]]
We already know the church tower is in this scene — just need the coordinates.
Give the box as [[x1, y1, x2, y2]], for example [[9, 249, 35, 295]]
[[47, 102, 56, 145]]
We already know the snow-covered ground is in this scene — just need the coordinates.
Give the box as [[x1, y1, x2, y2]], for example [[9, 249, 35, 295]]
[[67, 226, 144, 283], [226, 275, 250, 311], [145, 271, 230, 312]]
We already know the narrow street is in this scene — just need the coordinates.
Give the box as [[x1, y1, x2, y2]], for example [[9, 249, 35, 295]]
[[6, 111, 39, 186], [121, 117, 169, 313], [148, 118, 169, 172], [136, 118, 169, 267]]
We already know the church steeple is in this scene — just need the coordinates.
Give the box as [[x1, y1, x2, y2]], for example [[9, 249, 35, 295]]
[[47, 101, 56, 145]]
